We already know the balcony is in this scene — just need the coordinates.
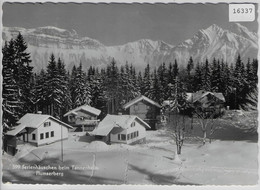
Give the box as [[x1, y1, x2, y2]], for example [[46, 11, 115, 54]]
[[75, 119, 100, 126]]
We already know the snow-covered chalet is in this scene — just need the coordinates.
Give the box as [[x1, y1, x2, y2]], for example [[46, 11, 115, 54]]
[[89, 114, 150, 144], [122, 95, 161, 130], [63, 105, 101, 132], [4, 113, 73, 155]]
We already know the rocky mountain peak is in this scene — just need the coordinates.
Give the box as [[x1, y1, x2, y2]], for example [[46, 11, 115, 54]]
[[2, 23, 258, 72]]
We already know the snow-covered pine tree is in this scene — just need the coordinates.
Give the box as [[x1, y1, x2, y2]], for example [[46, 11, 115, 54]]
[[186, 56, 194, 91], [167, 62, 174, 83], [104, 58, 120, 114], [69, 65, 78, 108], [233, 54, 247, 109], [173, 59, 179, 79], [45, 54, 60, 116], [57, 57, 72, 118], [118, 65, 128, 106], [13, 32, 33, 114], [142, 64, 152, 97], [137, 71, 143, 95], [150, 69, 164, 103], [211, 58, 222, 92], [219, 59, 232, 106], [73, 62, 92, 108], [202, 58, 211, 91], [33, 69, 47, 113], [157, 62, 168, 100], [252, 59, 258, 86], [87, 66, 103, 108], [192, 62, 203, 92], [2, 41, 22, 131], [129, 63, 140, 97]]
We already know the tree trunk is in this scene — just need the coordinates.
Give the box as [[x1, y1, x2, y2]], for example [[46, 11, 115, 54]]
[[177, 143, 181, 154], [203, 130, 207, 145]]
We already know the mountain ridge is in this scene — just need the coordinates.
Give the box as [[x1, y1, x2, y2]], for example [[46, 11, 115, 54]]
[[2, 23, 258, 72]]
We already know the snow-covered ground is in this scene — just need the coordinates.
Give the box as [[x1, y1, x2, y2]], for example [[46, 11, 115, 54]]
[[2, 128, 258, 185]]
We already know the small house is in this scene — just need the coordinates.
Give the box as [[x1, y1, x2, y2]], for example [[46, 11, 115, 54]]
[[122, 95, 161, 130], [89, 114, 150, 144], [63, 105, 101, 132], [4, 113, 73, 154], [187, 90, 226, 116]]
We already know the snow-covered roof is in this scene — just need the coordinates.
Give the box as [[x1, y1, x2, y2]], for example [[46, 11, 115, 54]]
[[187, 90, 225, 103], [122, 95, 161, 109], [6, 113, 73, 136], [89, 114, 150, 136], [63, 105, 101, 117]]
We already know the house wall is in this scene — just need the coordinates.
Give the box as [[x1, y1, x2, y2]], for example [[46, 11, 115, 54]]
[[110, 128, 127, 144], [27, 118, 69, 146], [128, 101, 160, 130], [125, 120, 146, 144], [109, 120, 146, 144]]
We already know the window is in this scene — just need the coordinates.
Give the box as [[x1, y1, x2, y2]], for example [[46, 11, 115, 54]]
[[121, 134, 126, 140], [118, 134, 121, 140], [40, 133, 44, 140], [46, 132, 49, 138], [32, 134, 36, 140], [51, 131, 54, 137], [69, 115, 74, 122], [127, 134, 130, 140], [44, 121, 51, 127], [131, 133, 134, 139], [137, 131, 139, 137], [131, 122, 135, 127]]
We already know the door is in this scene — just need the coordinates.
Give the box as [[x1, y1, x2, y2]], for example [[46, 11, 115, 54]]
[[22, 133, 26, 142]]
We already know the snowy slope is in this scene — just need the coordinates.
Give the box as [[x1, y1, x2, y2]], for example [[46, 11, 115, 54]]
[[2, 24, 258, 72]]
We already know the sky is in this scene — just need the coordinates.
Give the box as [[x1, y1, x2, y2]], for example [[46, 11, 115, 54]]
[[2, 2, 258, 46]]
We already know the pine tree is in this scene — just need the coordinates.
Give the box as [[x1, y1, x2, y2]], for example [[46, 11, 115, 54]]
[[14, 32, 33, 114], [150, 69, 164, 103], [45, 54, 61, 116], [104, 58, 120, 114], [211, 58, 222, 92], [157, 62, 168, 100], [220, 60, 231, 106], [137, 71, 143, 94], [202, 58, 211, 91], [186, 57, 194, 91], [173, 59, 179, 79], [143, 64, 152, 96], [33, 69, 47, 113], [233, 54, 247, 109], [57, 58, 72, 118], [2, 41, 22, 130], [69, 65, 78, 108], [73, 62, 91, 108], [193, 62, 203, 92]]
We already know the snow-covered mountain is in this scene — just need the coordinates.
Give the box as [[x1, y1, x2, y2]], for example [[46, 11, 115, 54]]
[[2, 23, 258, 72]]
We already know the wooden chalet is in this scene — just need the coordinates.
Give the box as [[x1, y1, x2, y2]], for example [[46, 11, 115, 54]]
[[122, 95, 161, 130]]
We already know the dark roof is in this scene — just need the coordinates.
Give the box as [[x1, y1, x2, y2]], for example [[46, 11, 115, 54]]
[[64, 105, 101, 117], [187, 90, 225, 103], [122, 95, 161, 109]]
